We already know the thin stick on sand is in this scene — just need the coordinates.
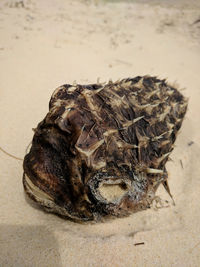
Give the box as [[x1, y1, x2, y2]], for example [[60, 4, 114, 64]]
[[0, 146, 23, 161]]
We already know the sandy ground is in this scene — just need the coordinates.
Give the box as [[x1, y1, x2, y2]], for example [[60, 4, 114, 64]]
[[0, 0, 200, 266]]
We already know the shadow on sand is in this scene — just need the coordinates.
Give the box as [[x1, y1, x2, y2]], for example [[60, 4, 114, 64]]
[[0, 224, 62, 267]]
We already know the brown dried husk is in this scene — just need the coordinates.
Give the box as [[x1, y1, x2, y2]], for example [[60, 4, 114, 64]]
[[23, 76, 188, 221]]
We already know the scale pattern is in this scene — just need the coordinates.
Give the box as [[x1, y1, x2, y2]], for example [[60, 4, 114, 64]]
[[23, 76, 188, 221]]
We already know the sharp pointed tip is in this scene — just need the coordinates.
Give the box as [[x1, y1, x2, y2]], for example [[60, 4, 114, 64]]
[[162, 180, 175, 204]]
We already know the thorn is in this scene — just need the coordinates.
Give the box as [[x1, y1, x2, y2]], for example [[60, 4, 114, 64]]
[[133, 116, 144, 123], [121, 116, 144, 129], [146, 168, 163, 174], [162, 180, 175, 205], [156, 152, 171, 164]]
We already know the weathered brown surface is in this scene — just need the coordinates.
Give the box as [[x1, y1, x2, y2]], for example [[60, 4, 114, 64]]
[[23, 76, 187, 221]]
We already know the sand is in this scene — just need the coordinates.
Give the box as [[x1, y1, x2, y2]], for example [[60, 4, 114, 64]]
[[0, 0, 200, 266]]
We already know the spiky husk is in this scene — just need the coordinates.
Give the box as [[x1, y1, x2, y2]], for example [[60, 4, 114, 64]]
[[23, 76, 188, 221]]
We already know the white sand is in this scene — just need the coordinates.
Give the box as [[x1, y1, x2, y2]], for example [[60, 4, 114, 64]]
[[0, 0, 200, 266]]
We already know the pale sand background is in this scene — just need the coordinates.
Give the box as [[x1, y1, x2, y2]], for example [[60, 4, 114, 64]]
[[0, 0, 200, 266]]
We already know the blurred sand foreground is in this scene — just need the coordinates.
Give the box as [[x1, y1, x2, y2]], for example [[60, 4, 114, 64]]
[[0, 0, 200, 266]]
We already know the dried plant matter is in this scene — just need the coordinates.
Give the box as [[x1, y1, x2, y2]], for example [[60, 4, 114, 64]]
[[23, 76, 188, 221]]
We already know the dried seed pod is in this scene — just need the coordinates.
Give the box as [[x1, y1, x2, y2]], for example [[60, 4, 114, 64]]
[[23, 76, 188, 221]]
